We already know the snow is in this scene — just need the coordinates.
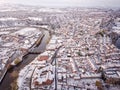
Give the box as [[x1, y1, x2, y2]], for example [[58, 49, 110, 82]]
[[39, 25, 48, 28], [0, 37, 2, 42], [2, 42, 14, 47], [24, 40, 29, 44], [0, 49, 10, 55], [13, 27, 39, 36], [38, 8, 63, 13], [49, 39, 56, 44], [0, 31, 9, 35], [40, 51, 49, 56], [113, 26, 120, 30], [46, 44, 56, 50], [28, 17, 42, 21], [21, 44, 31, 49], [17, 65, 31, 89], [34, 68, 54, 86], [0, 17, 18, 21], [70, 58, 77, 72], [0, 9, 17, 12]]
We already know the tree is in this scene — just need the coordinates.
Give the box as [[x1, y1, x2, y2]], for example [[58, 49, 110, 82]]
[[95, 80, 104, 90], [96, 80, 102, 86], [77, 51, 83, 56], [14, 58, 21, 65], [95, 30, 106, 37]]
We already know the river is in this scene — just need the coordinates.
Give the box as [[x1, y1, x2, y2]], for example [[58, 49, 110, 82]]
[[0, 30, 50, 90]]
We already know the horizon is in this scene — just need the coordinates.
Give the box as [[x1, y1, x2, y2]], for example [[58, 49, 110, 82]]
[[0, 0, 120, 8]]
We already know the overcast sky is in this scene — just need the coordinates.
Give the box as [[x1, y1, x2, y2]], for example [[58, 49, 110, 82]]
[[0, 0, 120, 8]]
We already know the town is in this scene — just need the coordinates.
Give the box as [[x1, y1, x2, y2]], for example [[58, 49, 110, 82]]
[[0, 4, 120, 90]]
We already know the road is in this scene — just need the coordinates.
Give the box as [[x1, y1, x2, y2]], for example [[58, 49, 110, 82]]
[[50, 45, 63, 90]]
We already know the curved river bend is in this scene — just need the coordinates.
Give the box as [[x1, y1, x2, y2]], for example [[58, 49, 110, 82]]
[[0, 30, 50, 90]]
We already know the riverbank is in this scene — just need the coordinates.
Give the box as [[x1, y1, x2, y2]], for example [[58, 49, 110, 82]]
[[0, 27, 45, 84], [17, 35, 61, 90], [0, 27, 50, 90]]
